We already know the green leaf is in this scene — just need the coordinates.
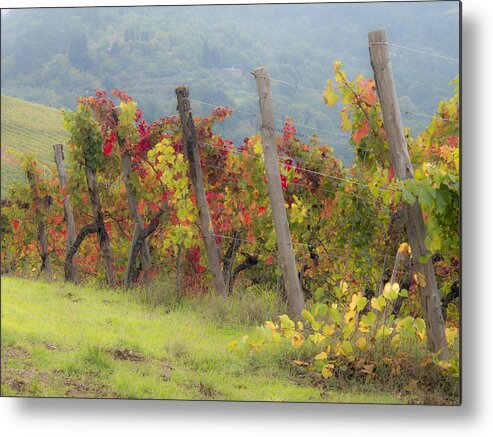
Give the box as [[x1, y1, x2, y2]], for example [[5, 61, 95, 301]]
[[418, 184, 436, 208], [360, 312, 377, 328], [311, 320, 323, 332], [328, 307, 341, 324], [399, 289, 409, 297], [314, 359, 327, 371], [402, 187, 417, 205], [341, 340, 353, 356], [246, 327, 266, 348], [301, 309, 315, 324], [419, 253, 431, 264], [313, 303, 329, 317]]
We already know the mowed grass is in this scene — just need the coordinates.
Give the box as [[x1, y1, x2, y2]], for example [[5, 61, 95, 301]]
[[1, 95, 68, 193], [1, 276, 406, 403]]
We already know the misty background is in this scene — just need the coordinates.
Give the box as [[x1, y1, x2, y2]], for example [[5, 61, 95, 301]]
[[0, 2, 459, 162]]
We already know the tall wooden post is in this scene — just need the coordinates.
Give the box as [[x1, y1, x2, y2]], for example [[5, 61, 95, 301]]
[[175, 86, 227, 297], [253, 66, 304, 315], [53, 144, 79, 281], [84, 155, 117, 287], [368, 28, 449, 359]]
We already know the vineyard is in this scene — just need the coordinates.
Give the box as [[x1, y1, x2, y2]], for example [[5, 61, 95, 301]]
[[1, 95, 68, 192], [1, 29, 460, 404]]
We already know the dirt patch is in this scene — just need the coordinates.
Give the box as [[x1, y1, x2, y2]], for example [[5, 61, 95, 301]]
[[61, 375, 113, 398], [197, 382, 222, 400], [1, 344, 114, 398], [161, 361, 173, 381], [108, 348, 145, 362], [1, 344, 29, 362], [62, 292, 80, 303]]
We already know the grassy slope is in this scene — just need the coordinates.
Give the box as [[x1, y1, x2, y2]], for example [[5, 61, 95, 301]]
[[1, 95, 68, 194], [1, 276, 405, 403]]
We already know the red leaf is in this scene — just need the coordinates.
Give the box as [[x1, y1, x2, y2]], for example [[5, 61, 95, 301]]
[[149, 202, 160, 212], [266, 254, 275, 266], [388, 165, 395, 182], [103, 139, 113, 155], [12, 219, 19, 231], [353, 120, 370, 146]]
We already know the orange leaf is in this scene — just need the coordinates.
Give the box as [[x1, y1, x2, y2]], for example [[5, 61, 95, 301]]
[[352, 120, 370, 145], [137, 199, 145, 215]]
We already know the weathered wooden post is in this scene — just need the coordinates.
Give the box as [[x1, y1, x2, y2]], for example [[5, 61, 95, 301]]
[[83, 154, 117, 287], [253, 66, 304, 315], [53, 144, 79, 281], [368, 28, 449, 359], [175, 86, 227, 297]]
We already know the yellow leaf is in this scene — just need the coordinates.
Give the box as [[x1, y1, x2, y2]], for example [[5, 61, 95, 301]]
[[297, 321, 304, 331], [265, 321, 277, 332], [356, 337, 366, 350], [445, 327, 458, 345], [334, 342, 343, 356], [391, 333, 401, 346], [322, 364, 335, 379], [344, 310, 356, 324], [383, 282, 399, 301], [322, 324, 335, 337], [349, 293, 358, 311], [253, 139, 263, 155], [437, 360, 452, 371], [414, 272, 427, 288], [311, 332, 325, 345], [398, 242, 410, 254], [322, 80, 339, 106], [227, 340, 238, 351], [371, 296, 384, 311], [314, 351, 328, 360], [291, 333, 304, 349], [292, 359, 309, 367]]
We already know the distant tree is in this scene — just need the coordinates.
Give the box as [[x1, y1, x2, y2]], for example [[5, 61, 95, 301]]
[[202, 40, 211, 68], [68, 33, 92, 70]]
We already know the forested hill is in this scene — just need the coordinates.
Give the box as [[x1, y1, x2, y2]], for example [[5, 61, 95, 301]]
[[1, 3, 459, 162]]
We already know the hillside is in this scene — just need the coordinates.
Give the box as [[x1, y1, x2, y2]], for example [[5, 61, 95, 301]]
[[0, 95, 68, 194], [1, 3, 459, 161], [1, 276, 409, 403]]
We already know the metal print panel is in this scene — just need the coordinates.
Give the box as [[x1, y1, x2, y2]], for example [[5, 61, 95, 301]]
[[0, 1, 460, 405]]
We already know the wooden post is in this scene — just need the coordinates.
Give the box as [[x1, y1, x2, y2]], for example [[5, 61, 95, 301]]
[[53, 144, 79, 281], [368, 28, 449, 359], [26, 165, 51, 280], [175, 86, 227, 297], [253, 66, 304, 315], [111, 108, 152, 287], [84, 155, 117, 287]]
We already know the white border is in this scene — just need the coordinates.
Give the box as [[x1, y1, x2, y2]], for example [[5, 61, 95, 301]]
[[2, 1, 492, 436]]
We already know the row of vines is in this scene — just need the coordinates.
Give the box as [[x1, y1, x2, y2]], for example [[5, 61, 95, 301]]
[[1, 61, 460, 386]]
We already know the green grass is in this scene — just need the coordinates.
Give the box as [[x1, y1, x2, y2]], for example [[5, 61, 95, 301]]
[[0, 276, 408, 403], [1, 95, 68, 193]]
